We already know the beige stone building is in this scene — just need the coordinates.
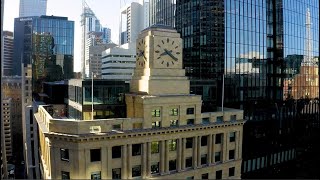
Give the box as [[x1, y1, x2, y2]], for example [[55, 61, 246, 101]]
[[35, 26, 245, 179]]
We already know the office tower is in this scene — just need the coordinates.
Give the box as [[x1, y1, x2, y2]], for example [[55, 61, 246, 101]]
[[2, 31, 14, 76], [102, 27, 112, 43], [141, 0, 150, 28], [119, 2, 144, 45], [149, 0, 176, 27], [101, 45, 136, 82], [19, 0, 47, 17], [35, 26, 244, 179], [13, 16, 74, 84], [1, 0, 8, 178]]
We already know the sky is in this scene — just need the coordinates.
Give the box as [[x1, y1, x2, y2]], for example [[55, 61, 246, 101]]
[[3, 0, 137, 72]]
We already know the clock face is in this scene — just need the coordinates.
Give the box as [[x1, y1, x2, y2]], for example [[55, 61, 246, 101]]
[[155, 37, 181, 67], [136, 38, 148, 67]]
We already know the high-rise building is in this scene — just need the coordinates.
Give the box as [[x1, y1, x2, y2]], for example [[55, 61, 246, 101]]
[[119, 2, 144, 45], [141, 0, 150, 28], [19, 0, 47, 17], [35, 26, 245, 179], [2, 98, 13, 158], [2, 31, 14, 76], [149, 0, 176, 27], [102, 27, 112, 43], [176, 0, 319, 178]]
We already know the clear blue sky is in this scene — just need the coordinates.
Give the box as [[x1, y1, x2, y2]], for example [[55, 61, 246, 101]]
[[3, 0, 137, 72]]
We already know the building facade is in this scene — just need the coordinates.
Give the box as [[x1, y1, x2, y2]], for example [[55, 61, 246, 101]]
[[2, 31, 14, 76], [35, 26, 245, 180], [19, 0, 47, 17], [149, 0, 176, 27], [2, 98, 13, 158]]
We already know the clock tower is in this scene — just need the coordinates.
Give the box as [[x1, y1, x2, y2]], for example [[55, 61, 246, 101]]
[[131, 25, 190, 95]]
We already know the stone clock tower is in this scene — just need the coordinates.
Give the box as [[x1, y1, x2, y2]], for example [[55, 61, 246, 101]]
[[130, 25, 190, 95]]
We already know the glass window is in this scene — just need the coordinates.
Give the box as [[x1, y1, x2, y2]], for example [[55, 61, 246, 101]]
[[229, 132, 236, 142], [229, 150, 235, 160], [169, 159, 177, 171], [112, 124, 121, 130], [216, 170, 222, 179], [169, 139, 177, 151], [186, 176, 194, 180], [215, 133, 222, 144], [215, 152, 221, 162], [186, 108, 195, 114], [151, 109, 161, 117], [112, 168, 121, 179], [61, 171, 70, 179], [229, 167, 235, 177], [112, 146, 121, 158], [91, 172, 101, 180], [60, 148, 69, 161], [186, 138, 193, 148], [230, 115, 237, 121], [170, 120, 179, 126], [202, 118, 210, 124], [187, 119, 194, 125], [90, 149, 101, 162], [186, 157, 193, 168], [216, 116, 223, 122], [132, 165, 141, 177], [202, 173, 209, 179], [201, 154, 207, 165], [151, 142, 159, 153], [201, 136, 208, 146], [132, 144, 142, 156], [151, 162, 159, 174], [170, 108, 179, 116], [152, 121, 161, 128]]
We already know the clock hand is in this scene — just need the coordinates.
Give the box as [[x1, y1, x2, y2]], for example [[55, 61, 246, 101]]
[[164, 49, 178, 61]]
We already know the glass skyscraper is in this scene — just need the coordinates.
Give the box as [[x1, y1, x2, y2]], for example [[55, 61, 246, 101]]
[[13, 16, 74, 98], [176, 0, 319, 178], [149, 0, 176, 27], [19, 0, 47, 17]]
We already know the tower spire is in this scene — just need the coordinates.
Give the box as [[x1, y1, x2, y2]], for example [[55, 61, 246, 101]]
[[302, 8, 313, 66]]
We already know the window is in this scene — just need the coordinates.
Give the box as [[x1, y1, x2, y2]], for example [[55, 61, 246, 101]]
[[151, 109, 160, 117], [230, 115, 237, 121], [186, 138, 193, 148], [187, 119, 194, 125], [215, 152, 221, 162], [215, 133, 222, 144], [216, 116, 223, 123], [151, 142, 159, 153], [90, 149, 101, 162], [169, 159, 177, 171], [229, 167, 235, 177], [60, 148, 69, 161], [170, 108, 178, 116], [133, 123, 142, 129], [229, 132, 236, 142], [186, 176, 194, 180], [91, 171, 101, 180], [216, 170, 222, 179], [169, 139, 177, 151], [202, 173, 209, 179], [152, 121, 161, 128], [132, 165, 141, 177], [186, 157, 193, 168], [202, 118, 210, 124], [151, 162, 159, 174], [201, 136, 208, 146], [61, 171, 70, 179], [201, 154, 207, 165], [186, 108, 194, 114], [112, 168, 121, 179], [112, 146, 121, 158], [170, 120, 179, 127], [132, 144, 142, 156], [112, 124, 121, 130], [229, 150, 235, 160]]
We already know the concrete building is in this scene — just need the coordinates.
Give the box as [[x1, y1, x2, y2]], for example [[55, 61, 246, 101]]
[[19, 0, 47, 17], [35, 26, 245, 179], [2, 31, 14, 76], [2, 98, 13, 158], [101, 44, 136, 82], [120, 2, 144, 45]]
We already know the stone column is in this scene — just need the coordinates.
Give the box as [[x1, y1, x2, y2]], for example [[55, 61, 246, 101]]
[[160, 141, 165, 174], [223, 133, 228, 162], [147, 142, 151, 177], [107, 146, 112, 179], [238, 130, 243, 159], [177, 138, 182, 171], [165, 140, 169, 173], [207, 134, 212, 164], [127, 144, 132, 178], [181, 138, 186, 169], [212, 134, 216, 163], [197, 136, 201, 167], [142, 143, 147, 178], [122, 145, 127, 179], [101, 147, 108, 179], [193, 136, 197, 169]]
